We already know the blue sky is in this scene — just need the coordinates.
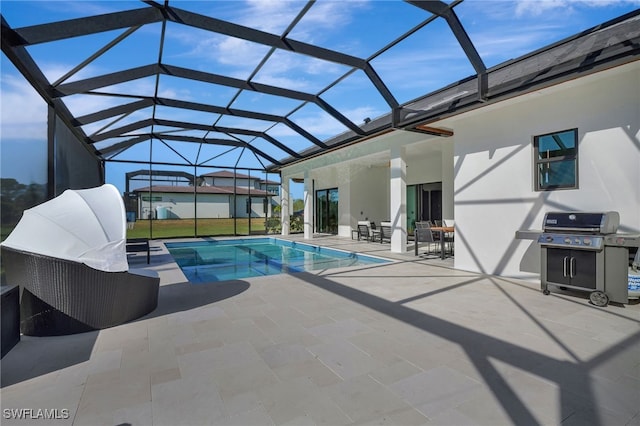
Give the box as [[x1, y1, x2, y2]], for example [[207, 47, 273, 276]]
[[1, 0, 639, 196]]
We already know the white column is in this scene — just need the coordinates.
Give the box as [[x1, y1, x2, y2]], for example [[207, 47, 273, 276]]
[[390, 146, 407, 253], [281, 177, 290, 235], [303, 171, 313, 239], [441, 139, 455, 220], [338, 176, 351, 237]]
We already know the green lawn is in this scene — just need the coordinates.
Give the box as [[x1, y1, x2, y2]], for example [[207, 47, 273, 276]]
[[3, 217, 290, 241], [1, 225, 14, 242], [126, 218, 273, 239]]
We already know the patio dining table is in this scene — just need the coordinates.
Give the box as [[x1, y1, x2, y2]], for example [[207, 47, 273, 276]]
[[430, 226, 454, 259]]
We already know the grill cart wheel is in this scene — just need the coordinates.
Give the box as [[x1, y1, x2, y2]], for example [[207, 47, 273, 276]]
[[543, 289, 550, 295], [589, 291, 609, 307]]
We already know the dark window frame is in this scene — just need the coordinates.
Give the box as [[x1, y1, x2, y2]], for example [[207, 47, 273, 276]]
[[533, 128, 579, 191]]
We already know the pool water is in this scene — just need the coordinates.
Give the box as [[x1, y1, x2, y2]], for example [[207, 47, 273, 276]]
[[165, 238, 389, 283]]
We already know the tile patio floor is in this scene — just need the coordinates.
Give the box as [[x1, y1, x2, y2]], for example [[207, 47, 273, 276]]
[[1, 235, 639, 425]]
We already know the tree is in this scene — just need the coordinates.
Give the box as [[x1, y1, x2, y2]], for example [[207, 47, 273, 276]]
[[1, 179, 26, 224], [1, 178, 46, 226], [293, 198, 304, 212]]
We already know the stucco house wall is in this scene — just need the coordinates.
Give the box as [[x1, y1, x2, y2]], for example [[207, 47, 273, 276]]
[[137, 192, 272, 219], [203, 177, 252, 188], [449, 61, 640, 279], [234, 195, 272, 219], [349, 165, 390, 229], [281, 131, 454, 239], [194, 194, 231, 218]]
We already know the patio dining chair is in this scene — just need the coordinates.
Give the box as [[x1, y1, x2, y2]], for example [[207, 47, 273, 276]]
[[442, 219, 455, 256], [417, 220, 445, 250], [379, 221, 392, 244], [357, 221, 378, 242], [414, 223, 438, 256], [358, 221, 372, 241]]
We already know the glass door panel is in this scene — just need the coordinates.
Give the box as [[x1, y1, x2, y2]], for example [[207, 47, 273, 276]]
[[315, 188, 338, 234], [430, 190, 442, 223], [407, 185, 417, 236], [316, 190, 328, 233], [328, 188, 339, 234]]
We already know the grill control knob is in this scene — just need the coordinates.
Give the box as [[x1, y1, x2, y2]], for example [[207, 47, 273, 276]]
[[546, 236, 553, 242], [564, 237, 572, 244], [584, 238, 591, 245], [574, 238, 580, 244]]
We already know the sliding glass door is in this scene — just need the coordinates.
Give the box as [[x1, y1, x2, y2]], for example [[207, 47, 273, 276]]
[[316, 188, 338, 234], [407, 182, 443, 234], [407, 185, 417, 236]]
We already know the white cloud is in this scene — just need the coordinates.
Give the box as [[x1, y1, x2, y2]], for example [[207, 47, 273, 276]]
[[267, 122, 298, 138], [284, 1, 369, 42], [457, 0, 640, 65], [269, 109, 344, 138], [211, 36, 269, 69], [253, 52, 345, 92], [513, 0, 576, 17], [166, 0, 369, 88], [512, 0, 640, 17], [240, 0, 306, 33], [0, 75, 47, 140], [62, 91, 128, 117], [472, 23, 564, 59], [286, 102, 386, 139], [231, 0, 369, 37], [342, 105, 386, 126]]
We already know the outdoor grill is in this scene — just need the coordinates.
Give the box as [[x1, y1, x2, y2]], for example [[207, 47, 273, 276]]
[[537, 211, 640, 306]]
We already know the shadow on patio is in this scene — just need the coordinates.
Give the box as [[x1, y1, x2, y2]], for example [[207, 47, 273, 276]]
[[291, 261, 640, 425], [1, 279, 250, 388]]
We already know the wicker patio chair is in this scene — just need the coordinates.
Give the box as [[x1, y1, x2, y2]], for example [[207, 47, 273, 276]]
[[0, 184, 160, 336], [1, 246, 159, 336]]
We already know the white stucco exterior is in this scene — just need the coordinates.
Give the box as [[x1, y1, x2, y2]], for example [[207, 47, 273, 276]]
[[137, 192, 271, 219], [202, 176, 252, 188], [280, 60, 640, 280], [449, 62, 640, 279]]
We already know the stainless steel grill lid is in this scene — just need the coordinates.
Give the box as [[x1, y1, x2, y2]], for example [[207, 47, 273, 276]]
[[542, 211, 620, 234]]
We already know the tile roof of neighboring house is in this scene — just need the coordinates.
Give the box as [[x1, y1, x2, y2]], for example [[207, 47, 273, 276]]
[[133, 186, 272, 196], [200, 170, 280, 185], [200, 170, 254, 179]]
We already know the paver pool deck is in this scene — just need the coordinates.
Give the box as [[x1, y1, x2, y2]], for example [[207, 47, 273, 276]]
[[1, 235, 639, 425]]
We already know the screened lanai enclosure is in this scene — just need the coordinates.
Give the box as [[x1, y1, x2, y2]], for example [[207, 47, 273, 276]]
[[2, 1, 638, 239]]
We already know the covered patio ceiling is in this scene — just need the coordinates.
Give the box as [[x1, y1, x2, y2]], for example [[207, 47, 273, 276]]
[[2, 1, 639, 174]]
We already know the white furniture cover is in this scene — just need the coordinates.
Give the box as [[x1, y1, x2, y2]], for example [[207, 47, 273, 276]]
[[1, 184, 128, 272]]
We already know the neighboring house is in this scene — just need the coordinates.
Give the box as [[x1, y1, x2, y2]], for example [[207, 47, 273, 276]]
[[200, 170, 257, 188], [201, 170, 282, 209], [133, 171, 275, 220], [277, 16, 640, 281]]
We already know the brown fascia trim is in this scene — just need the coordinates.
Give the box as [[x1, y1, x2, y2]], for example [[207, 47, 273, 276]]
[[412, 125, 454, 137]]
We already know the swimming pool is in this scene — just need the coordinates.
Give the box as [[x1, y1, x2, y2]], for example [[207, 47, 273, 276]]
[[165, 238, 389, 283]]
